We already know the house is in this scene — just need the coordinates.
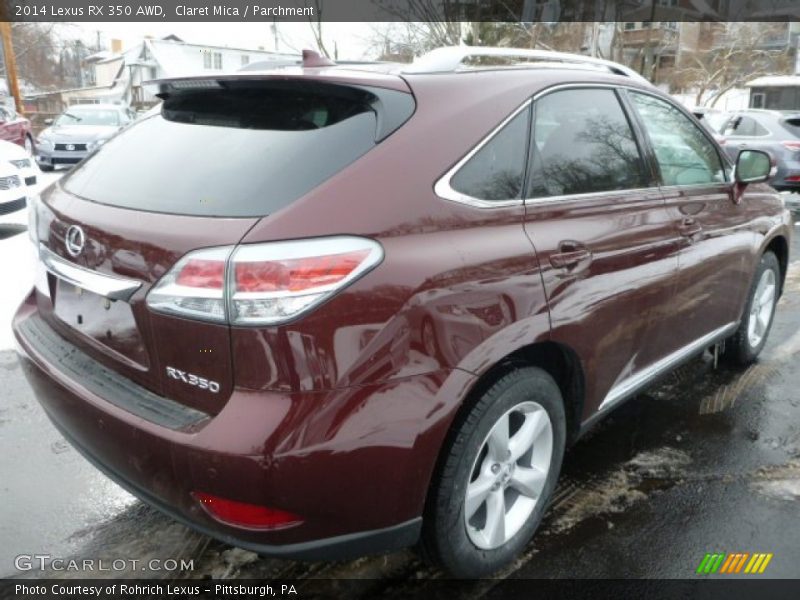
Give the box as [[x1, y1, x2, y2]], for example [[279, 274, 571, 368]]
[[24, 36, 298, 114]]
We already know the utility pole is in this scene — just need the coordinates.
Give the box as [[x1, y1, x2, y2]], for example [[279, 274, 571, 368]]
[[0, 22, 23, 113]]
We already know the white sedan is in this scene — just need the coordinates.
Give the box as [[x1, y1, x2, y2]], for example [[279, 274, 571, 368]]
[[0, 139, 41, 227]]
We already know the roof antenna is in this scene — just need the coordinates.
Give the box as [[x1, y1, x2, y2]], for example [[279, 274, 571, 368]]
[[302, 49, 336, 68]]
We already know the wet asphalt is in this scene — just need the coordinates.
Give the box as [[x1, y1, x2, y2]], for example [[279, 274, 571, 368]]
[[1, 205, 799, 586]]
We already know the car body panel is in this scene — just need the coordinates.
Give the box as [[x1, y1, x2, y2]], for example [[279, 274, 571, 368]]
[[0, 104, 33, 148]]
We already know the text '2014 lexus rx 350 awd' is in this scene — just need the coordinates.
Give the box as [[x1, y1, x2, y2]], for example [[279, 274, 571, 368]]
[[14, 47, 791, 576]]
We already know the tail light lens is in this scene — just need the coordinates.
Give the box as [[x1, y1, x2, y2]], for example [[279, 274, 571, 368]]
[[782, 141, 800, 152], [147, 236, 383, 325], [146, 247, 230, 323], [192, 491, 302, 530]]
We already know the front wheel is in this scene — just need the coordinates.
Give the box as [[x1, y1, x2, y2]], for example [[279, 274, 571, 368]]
[[23, 135, 34, 155], [421, 367, 566, 577], [723, 251, 780, 366]]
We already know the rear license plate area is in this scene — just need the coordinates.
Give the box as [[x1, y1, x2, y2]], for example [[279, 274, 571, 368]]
[[53, 278, 149, 368]]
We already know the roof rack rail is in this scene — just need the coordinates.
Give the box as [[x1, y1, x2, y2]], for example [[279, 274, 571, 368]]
[[403, 46, 650, 84]]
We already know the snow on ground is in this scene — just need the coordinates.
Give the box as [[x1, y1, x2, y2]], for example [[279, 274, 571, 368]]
[[0, 171, 62, 350]]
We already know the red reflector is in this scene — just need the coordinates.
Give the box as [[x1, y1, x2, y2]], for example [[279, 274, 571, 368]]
[[192, 492, 302, 530], [235, 249, 370, 293], [785, 175, 800, 182], [175, 259, 224, 289], [782, 141, 800, 152]]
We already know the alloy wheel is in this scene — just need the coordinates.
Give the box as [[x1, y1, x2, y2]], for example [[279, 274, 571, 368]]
[[747, 268, 777, 348], [464, 401, 553, 550]]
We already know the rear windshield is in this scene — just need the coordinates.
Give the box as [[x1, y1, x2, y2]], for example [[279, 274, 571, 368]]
[[62, 84, 388, 217], [782, 116, 800, 137]]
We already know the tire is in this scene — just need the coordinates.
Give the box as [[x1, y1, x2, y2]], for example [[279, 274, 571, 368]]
[[421, 366, 566, 577], [23, 134, 34, 155], [723, 251, 780, 366]]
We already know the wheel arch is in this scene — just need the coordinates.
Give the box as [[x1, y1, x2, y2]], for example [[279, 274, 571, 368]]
[[420, 339, 586, 524]]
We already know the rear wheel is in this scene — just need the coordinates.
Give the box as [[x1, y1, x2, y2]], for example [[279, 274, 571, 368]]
[[723, 251, 780, 366], [421, 367, 566, 577], [23, 135, 34, 155]]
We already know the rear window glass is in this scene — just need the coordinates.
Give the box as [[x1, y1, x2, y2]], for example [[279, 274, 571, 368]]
[[782, 117, 800, 136], [62, 85, 384, 217]]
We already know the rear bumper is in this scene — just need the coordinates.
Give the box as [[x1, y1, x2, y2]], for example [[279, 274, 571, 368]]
[[13, 292, 431, 560]]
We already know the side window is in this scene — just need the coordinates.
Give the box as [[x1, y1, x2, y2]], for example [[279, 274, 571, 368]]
[[722, 115, 769, 137], [630, 92, 725, 186], [527, 88, 647, 198], [450, 107, 530, 201]]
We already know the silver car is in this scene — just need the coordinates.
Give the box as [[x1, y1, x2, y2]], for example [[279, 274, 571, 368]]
[[35, 104, 135, 171]]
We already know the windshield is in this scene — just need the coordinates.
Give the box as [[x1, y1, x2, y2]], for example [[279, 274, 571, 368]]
[[55, 108, 121, 127]]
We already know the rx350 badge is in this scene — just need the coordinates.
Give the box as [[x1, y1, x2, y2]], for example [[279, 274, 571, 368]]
[[166, 367, 220, 393]]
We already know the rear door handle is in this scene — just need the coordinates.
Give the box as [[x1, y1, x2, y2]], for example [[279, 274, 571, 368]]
[[550, 241, 592, 269], [678, 218, 703, 238]]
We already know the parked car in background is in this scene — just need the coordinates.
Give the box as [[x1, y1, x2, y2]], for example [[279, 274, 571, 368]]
[[35, 104, 136, 171], [0, 139, 40, 189], [0, 160, 28, 225], [691, 107, 729, 145], [0, 104, 35, 154], [718, 109, 800, 192], [13, 47, 791, 577]]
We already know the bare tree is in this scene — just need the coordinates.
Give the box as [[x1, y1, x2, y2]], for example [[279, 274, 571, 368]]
[[304, 0, 332, 58], [675, 23, 793, 107]]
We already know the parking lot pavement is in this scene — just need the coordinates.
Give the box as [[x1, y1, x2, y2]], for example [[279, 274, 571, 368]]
[[1, 196, 798, 584]]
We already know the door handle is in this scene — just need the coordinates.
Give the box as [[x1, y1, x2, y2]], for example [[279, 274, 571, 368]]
[[678, 218, 703, 238], [550, 241, 591, 269]]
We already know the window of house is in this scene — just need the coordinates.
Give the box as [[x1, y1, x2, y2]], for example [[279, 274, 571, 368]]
[[241, 55, 250, 66], [449, 107, 531, 201], [203, 51, 212, 69], [213, 52, 223, 70], [527, 88, 647, 198], [630, 92, 726, 186]]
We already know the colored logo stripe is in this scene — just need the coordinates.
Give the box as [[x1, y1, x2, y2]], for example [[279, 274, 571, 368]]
[[697, 553, 773, 575]]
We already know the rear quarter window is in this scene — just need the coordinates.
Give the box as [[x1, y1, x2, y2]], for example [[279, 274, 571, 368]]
[[62, 83, 411, 217]]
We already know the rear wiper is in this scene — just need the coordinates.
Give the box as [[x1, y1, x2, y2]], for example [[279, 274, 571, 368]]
[[62, 113, 82, 122]]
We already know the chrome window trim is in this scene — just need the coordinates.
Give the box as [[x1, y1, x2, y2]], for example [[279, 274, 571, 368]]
[[599, 321, 738, 412], [39, 244, 142, 301], [435, 82, 734, 210], [433, 100, 531, 209]]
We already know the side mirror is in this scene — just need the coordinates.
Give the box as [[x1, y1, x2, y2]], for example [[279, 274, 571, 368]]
[[735, 149, 773, 185], [44, 118, 54, 125]]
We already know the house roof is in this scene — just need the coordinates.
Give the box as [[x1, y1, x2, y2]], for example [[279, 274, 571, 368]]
[[144, 38, 297, 78], [746, 75, 800, 88]]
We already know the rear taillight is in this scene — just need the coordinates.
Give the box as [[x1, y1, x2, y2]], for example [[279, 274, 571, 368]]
[[146, 247, 229, 323], [782, 141, 800, 152], [146, 236, 383, 325], [192, 491, 302, 530]]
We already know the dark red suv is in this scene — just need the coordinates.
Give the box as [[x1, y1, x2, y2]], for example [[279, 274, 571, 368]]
[[13, 47, 791, 576]]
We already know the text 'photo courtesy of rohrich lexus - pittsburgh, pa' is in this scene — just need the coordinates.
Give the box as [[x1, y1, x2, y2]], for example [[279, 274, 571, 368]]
[[13, 46, 791, 577]]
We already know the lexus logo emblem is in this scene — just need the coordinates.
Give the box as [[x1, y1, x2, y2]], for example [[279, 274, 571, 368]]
[[66, 144, 75, 151], [65, 225, 85, 257]]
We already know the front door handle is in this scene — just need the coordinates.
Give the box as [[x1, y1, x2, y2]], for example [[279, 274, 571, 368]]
[[550, 241, 592, 269], [678, 218, 703, 238]]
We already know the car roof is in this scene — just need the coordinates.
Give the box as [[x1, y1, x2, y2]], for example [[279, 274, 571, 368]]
[[151, 47, 654, 96]]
